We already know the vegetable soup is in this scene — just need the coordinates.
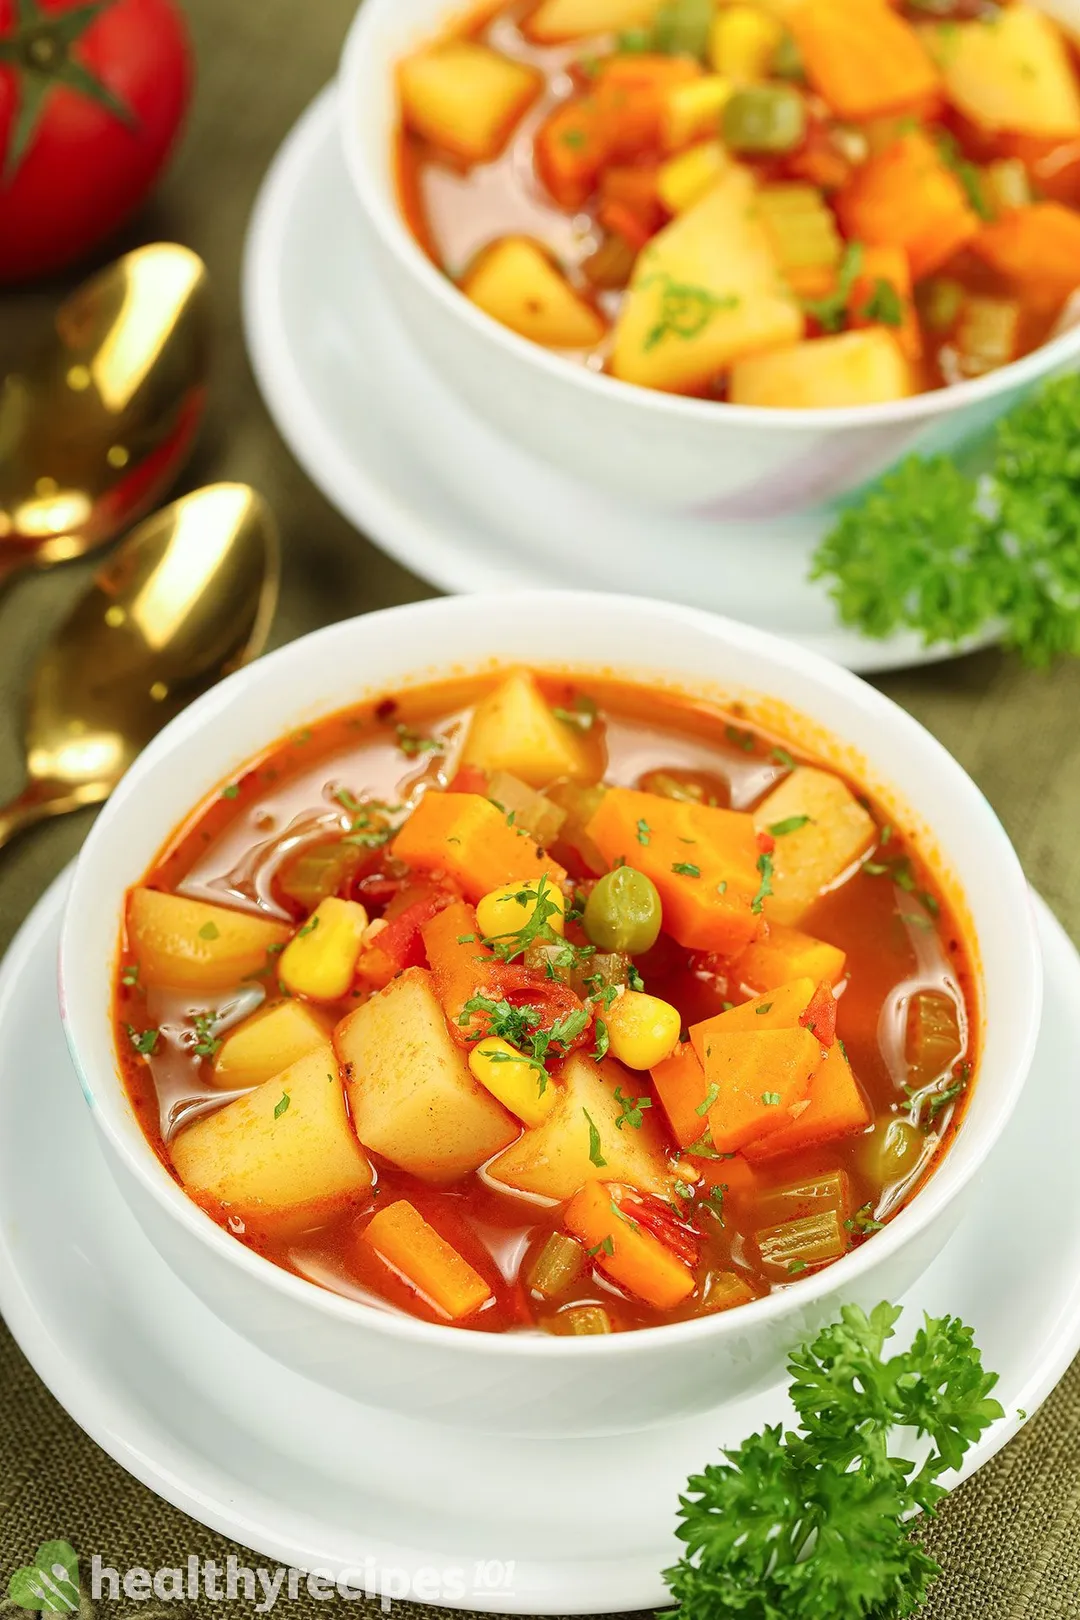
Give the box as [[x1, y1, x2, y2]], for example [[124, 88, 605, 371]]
[[394, 0, 1080, 407], [114, 672, 976, 1335]]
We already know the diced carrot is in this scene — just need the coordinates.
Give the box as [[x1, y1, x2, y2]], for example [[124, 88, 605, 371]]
[[799, 982, 837, 1047], [732, 923, 846, 993], [420, 899, 503, 1042], [361, 1200, 493, 1320], [598, 199, 654, 251], [742, 1041, 872, 1162], [694, 1152, 759, 1208], [586, 787, 763, 955], [565, 1181, 695, 1310], [786, 0, 941, 122], [535, 97, 610, 209], [996, 132, 1080, 209], [391, 791, 565, 903], [971, 202, 1080, 303], [835, 130, 980, 278], [448, 764, 489, 795], [849, 244, 923, 362], [356, 889, 455, 989], [784, 264, 838, 300], [689, 978, 817, 1061], [594, 54, 703, 160], [702, 1027, 823, 1154], [651, 1039, 712, 1149]]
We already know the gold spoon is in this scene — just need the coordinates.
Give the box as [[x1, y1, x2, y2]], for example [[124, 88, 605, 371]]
[[0, 484, 279, 851], [0, 243, 211, 585]]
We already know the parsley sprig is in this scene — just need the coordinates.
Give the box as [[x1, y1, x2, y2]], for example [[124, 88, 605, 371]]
[[664, 1302, 1002, 1620], [811, 373, 1080, 665]]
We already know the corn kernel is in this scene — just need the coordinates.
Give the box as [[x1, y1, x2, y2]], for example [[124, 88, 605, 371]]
[[605, 991, 681, 1070], [661, 76, 734, 152], [469, 1037, 558, 1127], [278, 896, 369, 1001], [657, 140, 729, 214], [475, 878, 565, 944], [709, 6, 784, 81]]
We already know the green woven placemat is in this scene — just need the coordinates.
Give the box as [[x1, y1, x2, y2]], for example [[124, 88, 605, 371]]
[[2, 0, 1080, 1613]]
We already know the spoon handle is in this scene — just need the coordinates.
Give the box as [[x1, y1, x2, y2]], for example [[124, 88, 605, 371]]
[[0, 783, 89, 854]]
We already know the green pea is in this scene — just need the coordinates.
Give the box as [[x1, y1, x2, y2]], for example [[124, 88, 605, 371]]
[[858, 1117, 926, 1190], [722, 85, 807, 155], [583, 867, 662, 955]]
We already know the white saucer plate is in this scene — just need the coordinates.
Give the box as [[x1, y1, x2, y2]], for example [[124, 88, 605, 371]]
[[2, 874, 1080, 1612], [241, 89, 994, 677]]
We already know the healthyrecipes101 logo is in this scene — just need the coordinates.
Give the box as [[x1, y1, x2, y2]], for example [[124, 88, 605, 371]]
[[4, 1541, 517, 1614]]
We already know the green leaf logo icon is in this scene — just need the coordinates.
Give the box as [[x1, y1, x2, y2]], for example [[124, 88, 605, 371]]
[[7, 1542, 79, 1612]]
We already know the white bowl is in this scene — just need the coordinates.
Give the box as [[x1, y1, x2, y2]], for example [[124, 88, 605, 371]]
[[336, 0, 1080, 516], [59, 593, 1041, 1437]]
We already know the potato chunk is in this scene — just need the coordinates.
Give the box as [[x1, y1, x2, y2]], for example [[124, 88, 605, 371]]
[[171, 1045, 372, 1215], [485, 1052, 673, 1202], [334, 968, 519, 1183], [127, 888, 291, 992], [398, 41, 541, 163], [919, 5, 1080, 139], [460, 669, 593, 787], [212, 1001, 331, 1090], [728, 329, 913, 409], [463, 239, 607, 350], [612, 166, 804, 394], [754, 767, 877, 924], [525, 0, 660, 40]]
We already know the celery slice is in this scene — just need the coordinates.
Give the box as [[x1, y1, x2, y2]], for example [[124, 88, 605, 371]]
[[559, 1304, 613, 1335], [526, 1232, 586, 1299], [756, 1210, 848, 1277]]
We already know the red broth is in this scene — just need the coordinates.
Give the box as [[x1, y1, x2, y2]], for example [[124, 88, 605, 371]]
[[395, 0, 1080, 405], [114, 674, 977, 1335]]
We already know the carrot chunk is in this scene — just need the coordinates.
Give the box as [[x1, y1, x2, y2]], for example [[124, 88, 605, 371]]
[[849, 244, 923, 362], [420, 900, 502, 1043], [702, 1027, 823, 1154], [535, 97, 610, 209], [391, 791, 565, 903], [565, 1181, 695, 1310], [361, 1200, 493, 1320], [971, 202, 1080, 304], [732, 923, 846, 993], [594, 54, 703, 160], [689, 978, 817, 1060], [586, 787, 763, 955], [786, 0, 941, 122], [651, 1039, 713, 1149], [742, 1041, 872, 1162], [836, 131, 980, 278]]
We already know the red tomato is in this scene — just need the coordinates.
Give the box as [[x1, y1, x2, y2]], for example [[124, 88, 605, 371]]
[[0, 0, 192, 284]]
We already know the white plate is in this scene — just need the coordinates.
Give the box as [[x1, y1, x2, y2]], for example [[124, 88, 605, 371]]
[[241, 89, 994, 677], [2, 873, 1080, 1613]]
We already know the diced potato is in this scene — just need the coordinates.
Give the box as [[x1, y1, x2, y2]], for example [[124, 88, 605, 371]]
[[525, 0, 661, 43], [212, 1001, 332, 1090], [361, 1200, 492, 1320], [753, 767, 877, 924], [463, 238, 607, 350], [732, 922, 847, 993], [919, 5, 1080, 139], [127, 888, 291, 992], [612, 166, 805, 394], [709, 5, 784, 81], [171, 1045, 372, 1216], [728, 328, 913, 409], [661, 77, 734, 152], [334, 968, 519, 1183], [398, 41, 541, 163], [657, 140, 730, 214], [485, 1052, 674, 1202], [278, 897, 368, 1002], [460, 670, 593, 787]]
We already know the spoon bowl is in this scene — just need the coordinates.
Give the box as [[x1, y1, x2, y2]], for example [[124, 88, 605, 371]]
[[0, 243, 211, 582], [0, 483, 278, 848]]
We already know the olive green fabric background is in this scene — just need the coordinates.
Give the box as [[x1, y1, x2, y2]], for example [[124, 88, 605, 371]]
[[2, 1, 1080, 1615]]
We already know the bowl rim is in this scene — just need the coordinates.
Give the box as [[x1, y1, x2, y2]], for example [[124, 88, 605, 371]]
[[336, 0, 1080, 433], [59, 590, 1044, 1362]]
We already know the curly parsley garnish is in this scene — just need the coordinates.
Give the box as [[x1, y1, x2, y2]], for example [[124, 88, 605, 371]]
[[663, 1302, 1002, 1620]]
